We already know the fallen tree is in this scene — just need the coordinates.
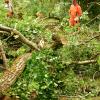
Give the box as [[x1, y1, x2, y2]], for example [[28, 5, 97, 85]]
[[0, 53, 32, 93], [0, 25, 40, 93], [0, 25, 99, 94]]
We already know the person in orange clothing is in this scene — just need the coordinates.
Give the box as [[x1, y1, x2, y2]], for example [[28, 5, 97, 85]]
[[69, 0, 82, 26], [4, 0, 14, 17]]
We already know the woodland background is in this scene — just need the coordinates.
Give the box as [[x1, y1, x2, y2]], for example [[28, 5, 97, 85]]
[[0, 0, 100, 100]]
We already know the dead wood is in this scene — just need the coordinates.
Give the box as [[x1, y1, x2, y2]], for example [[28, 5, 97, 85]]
[[62, 59, 97, 65], [0, 53, 32, 93]]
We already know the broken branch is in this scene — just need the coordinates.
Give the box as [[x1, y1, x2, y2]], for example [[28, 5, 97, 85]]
[[0, 25, 39, 50]]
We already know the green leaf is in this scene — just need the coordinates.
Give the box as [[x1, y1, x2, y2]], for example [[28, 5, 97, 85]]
[[97, 56, 100, 65]]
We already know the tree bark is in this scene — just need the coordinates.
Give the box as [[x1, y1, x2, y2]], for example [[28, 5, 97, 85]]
[[0, 40, 8, 68], [0, 53, 32, 93]]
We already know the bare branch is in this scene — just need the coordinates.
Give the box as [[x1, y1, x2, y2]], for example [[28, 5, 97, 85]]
[[0, 25, 39, 50], [62, 59, 97, 65]]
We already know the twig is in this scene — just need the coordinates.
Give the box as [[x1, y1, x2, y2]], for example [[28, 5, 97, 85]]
[[85, 14, 100, 25], [88, 2, 100, 6], [79, 33, 100, 45], [93, 71, 99, 80], [90, 52, 100, 59], [86, 34, 100, 42]]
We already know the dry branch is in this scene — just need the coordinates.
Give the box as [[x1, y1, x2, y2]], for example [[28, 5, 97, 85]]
[[0, 25, 39, 50], [46, 59, 97, 66], [62, 59, 97, 65]]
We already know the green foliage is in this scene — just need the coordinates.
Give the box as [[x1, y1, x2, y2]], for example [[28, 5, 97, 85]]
[[8, 47, 100, 99], [97, 56, 100, 66], [0, 0, 100, 100]]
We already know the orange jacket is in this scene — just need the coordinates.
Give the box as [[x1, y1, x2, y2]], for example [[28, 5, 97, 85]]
[[69, 4, 82, 26]]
